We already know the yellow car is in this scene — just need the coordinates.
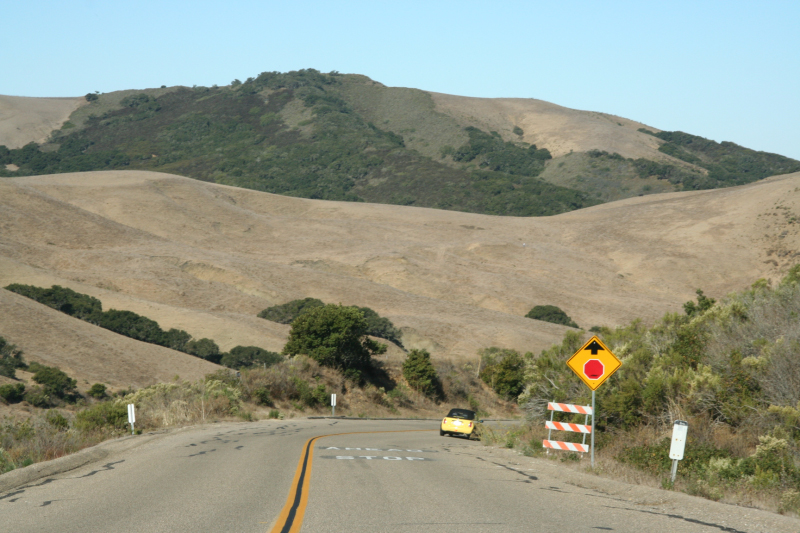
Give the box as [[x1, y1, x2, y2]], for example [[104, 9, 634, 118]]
[[440, 408, 482, 439]]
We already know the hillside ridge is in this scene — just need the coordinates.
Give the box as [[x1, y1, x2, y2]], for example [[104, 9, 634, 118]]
[[3, 70, 797, 215]]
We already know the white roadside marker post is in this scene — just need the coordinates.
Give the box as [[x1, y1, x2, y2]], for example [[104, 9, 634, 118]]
[[127, 403, 136, 435], [669, 420, 689, 483], [331, 393, 336, 417]]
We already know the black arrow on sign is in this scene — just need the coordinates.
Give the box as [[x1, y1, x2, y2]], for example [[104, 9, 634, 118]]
[[585, 340, 604, 355]]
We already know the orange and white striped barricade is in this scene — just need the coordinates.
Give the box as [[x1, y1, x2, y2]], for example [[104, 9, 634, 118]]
[[542, 401, 592, 453]]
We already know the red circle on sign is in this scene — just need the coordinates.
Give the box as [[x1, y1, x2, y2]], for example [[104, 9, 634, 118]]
[[584, 359, 604, 379]]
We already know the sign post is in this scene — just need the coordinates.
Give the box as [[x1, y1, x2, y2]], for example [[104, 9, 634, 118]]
[[565, 336, 622, 468], [669, 420, 689, 483], [331, 394, 336, 417], [127, 403, 136, 435], [591, 390, 596, 467]]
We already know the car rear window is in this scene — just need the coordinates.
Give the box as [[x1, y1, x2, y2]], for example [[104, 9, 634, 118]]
[[446, 409, 475, 420]]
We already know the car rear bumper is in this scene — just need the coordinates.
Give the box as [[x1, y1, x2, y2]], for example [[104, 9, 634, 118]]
[[441, 421, 474, 435]]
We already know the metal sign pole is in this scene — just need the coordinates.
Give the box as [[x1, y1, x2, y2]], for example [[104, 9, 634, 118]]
[[563, 336, 622, 469], [591, 390, 596, 469]]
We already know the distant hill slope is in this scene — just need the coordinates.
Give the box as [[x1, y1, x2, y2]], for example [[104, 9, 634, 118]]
[[0, 95, 85, 149], [2, 70, 798, 215], [2, 170, 799, 369], [0, 289, 220, 390]]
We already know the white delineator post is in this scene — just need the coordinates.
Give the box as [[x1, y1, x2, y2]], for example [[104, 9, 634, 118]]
[[669, 420, 689, 483], [127, 403, 136, 435], [331, 394, 336, 417]]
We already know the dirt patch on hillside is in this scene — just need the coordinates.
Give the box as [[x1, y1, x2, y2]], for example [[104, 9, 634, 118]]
[[0, 95, 85, 148]]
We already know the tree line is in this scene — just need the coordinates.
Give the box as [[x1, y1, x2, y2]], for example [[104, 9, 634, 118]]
[[4, 284, 281, 370]]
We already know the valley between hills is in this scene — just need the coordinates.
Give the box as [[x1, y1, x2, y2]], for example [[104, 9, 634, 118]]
[[1, 169, 799, 390]]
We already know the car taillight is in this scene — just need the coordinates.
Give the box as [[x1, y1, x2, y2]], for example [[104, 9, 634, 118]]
[[468, 422, 473, 428], [443, 418, 447, 424]]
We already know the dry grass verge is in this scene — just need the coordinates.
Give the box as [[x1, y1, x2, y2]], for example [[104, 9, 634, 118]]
[[481, 417, 800, 517], [1, 410, 112, 474]]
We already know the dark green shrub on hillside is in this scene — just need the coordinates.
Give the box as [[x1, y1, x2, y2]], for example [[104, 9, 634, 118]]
[[525, 305, 579, 328], [683, 289, 716, 317], [0, 383, 26, 404], [631, 158, 701, 186], [185, 338, 222, 364], [261, 299, 403, 346], [479, 348, 526, 401], [75, 401, 128, 431], [453, 127, 551, 176], [46, 410, 70, 430], [164, 328, 192, 352], [290, 377, 328, 408], [586, 150, 625, 160], [0, 135, 130, 178], [23, 387, 52, 408], [30, 363, 78, 400], [0, 336, 26, 379], [248, 69, 339, 92], [252, 387, 273, 406], [87, 383, 108, 399], [402, 349, 442, 400], [221, 346, 283, 369], [283, 304, 386, 372], [356, 306, 403, 347], [95, 309, 166, 345], [4, 284, 102, 320], [781, 264, 800, 286], [638, 129, 800, 188], [258, 298, 325, 324]]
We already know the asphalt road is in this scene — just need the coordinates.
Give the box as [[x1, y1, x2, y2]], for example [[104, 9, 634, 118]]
[[1, 419, 797, 532]]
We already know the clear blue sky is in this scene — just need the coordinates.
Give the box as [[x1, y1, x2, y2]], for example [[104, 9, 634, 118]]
[[3, 1, 798, 159]]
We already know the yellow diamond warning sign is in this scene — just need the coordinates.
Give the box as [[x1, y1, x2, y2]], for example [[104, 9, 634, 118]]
[[566, 336, 622, 391]]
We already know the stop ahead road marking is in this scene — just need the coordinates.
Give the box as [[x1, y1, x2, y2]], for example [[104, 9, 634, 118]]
[[325, 455, 430, 460], [317, 446, 437, 453], [268, 429, 433, 533]]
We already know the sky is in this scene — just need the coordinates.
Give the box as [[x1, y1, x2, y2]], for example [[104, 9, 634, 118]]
[[3, 1, 799, 159]]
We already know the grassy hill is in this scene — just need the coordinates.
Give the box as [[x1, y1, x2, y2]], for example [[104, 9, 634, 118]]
[[1, 70, 799, 215], [3, 169, 800, 368]]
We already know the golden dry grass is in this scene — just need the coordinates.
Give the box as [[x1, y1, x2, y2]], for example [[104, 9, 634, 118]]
[[0, 95, 85, 149], [1, 169, 799, 391], [428, 92, 669, 160]]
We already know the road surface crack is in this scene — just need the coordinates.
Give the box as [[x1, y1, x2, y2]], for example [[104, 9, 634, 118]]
[[602, 505, 749, 532]]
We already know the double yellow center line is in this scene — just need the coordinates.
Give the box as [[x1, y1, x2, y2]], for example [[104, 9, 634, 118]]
[[269, 429, 433, 533]]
